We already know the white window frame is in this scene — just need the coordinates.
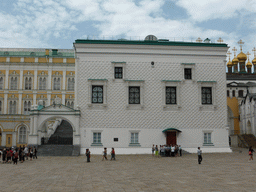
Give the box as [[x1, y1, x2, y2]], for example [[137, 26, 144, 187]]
[[203, 131, 214, 146], [38, 77, 47, 90], [53, 77, 61, 90], [91, 130, 103, 146], [197, 81, 217, 111], [0, 76, 4, 90], [18, 126, 27, 144], [9, 100, 17, 114], [88, 79, 108, 108], [181, 63, 196, 82], [129, 130, 141, 147], [125, 80, 144, 110], [67, 77, 75, 91], [10, 77, 18, 90], [23, 100, 32, 115], [24, 77, 32, 90], [162, 80, 181, 111], [111, 62, 126, 82]]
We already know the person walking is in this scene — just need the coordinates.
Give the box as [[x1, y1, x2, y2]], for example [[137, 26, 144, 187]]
[[197, 147, 202, 164], [110, 148, 116, 160], [102, 148, 108, 161], [13, 151, 18, 165], [155, 145, 159, 158], [249, 146, 254, 161], [171, 145, 175, 157], [29, 147, 33, 161], [86, 149, 90, 162], [179, 145, 182, 157], [33, 147, 37, 159], [152, 144, 155, 156]]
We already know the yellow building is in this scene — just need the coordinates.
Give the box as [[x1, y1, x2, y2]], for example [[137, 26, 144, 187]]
[[0, 48, 75, 147]]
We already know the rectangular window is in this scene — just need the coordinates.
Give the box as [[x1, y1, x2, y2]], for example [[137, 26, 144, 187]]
[[93, 132, 101, 143], [68, 78, 75, 91], [0, 77, 3, 90], [114, 67, 123, 79], [92, 86, 103, 103], [166, 87, 176, 104], [129, 86, 140, 104], [204, 133, 212, 144], [184, 68, 192, 79], [53, 78, 61, 90], [201, 87, 212, 105], [227, 90, 230, 97], [39, 77, 46, 90], [131, 132, 139, 143], [238, 90, 244, 97], [10, 77, 17, 90], [9, 101, 16, 114], [25, 77, 32, 90]]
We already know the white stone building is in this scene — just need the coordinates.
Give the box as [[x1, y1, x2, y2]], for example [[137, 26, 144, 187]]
[[74, 37, 231, 154]]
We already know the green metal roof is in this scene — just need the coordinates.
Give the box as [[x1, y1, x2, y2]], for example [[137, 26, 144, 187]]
[[74, 39, 228, 47], [161, 80, 181, 82], [197, 81, 217, 83], [162, 128, 182, 133], [181, 63, 196, 65], [0, 51, 74, 58], [88, 78, 108, 81], [124, 79, 144, 82]]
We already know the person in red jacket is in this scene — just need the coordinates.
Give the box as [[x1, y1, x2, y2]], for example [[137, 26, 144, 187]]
[[110, 148, 116, 160]]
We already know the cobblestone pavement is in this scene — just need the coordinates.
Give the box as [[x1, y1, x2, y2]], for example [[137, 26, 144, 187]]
[[0, 148, 256, 192]]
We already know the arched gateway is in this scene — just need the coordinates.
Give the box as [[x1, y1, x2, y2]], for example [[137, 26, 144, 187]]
[[28, 104, 80, 155]]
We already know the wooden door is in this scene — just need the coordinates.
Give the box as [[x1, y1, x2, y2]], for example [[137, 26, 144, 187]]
[[6, 134, 12, 147], [166, 132, 176, 145]]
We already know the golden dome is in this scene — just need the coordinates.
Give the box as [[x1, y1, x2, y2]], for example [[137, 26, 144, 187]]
[[252, 57, 256, 65], [232, 57, 239, 65], [237, 51, 247, 62], [246, 61, 252, 68], [227, 59, 232, 67]]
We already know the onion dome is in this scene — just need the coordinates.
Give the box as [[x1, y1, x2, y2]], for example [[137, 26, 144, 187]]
[[227, 59, 232, 67], [252, 57, 256, 65], [237, 51, 247, 62], [246, 61, 252, 68], [232, 57, 239, 65]]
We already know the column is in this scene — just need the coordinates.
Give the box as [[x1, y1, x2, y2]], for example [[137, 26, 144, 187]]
[[74, 58, 78, 108], [33, 116, 38, 135], [19, 70, 23, 89], [34, 69, 38, 89], [62, 94, 65, 105], [47, 93, 51, 105], [18, 93, 22, 114], [48, 70, 52, 90], [63, 70, 66, 91], [30, 116, 34, 135], [33, 93, 37, 106], [5, 69, 9, 89], [4, 94, 8, 114]]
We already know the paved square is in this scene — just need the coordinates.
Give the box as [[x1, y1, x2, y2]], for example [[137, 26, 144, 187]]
[[0, 148, 255, 192]]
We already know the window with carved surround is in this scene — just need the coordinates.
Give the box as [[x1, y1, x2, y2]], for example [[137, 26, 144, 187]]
[[19, 126, 27, 144], [53, 77, 61, 90], [67, 78, 75, 91], [125, 80, 144, 110], [39, 77, 46, 90], [66, 101, 74, 108], [162, 80, 181, 111], [112, 62, 126, 82], [10, 77, 18, 90], [25, 77, 32, 90], [9, 100, 17, 114], [181, 63, 196, 82], [23, 101, 31, 115], [203, 131, 214, 146], [129, 130, 141, 147], [0, 77, 4, 90], [91, 130, 103, 146], [88, 79, 108, 108], [197, 81, 217, 111]]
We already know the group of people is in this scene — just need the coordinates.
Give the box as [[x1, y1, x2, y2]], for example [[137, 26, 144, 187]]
[[0, 146, 37, 164], [152, 144, 182, 157], [85, 147, 116, 162]]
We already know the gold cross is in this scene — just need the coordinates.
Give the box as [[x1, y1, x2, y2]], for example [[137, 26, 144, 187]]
[[196, 37, 202, 43], [238, 39, 244, 51], [252, 47, 256, 57], [247, 52, 251, 60], [217, 38, 223, 43], [232, 47, 237, 56], [227, 51, 232, 57]]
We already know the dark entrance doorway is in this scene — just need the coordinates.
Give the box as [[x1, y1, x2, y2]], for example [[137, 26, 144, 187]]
[[166, 132, 176, 145], [46, 120, 73, 145]]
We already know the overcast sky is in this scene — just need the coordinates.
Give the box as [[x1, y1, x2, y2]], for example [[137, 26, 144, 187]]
[[1, 0, 256, 59]]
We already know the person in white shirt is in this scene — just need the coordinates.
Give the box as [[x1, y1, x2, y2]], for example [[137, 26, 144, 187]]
[[197, 147, 202, 164], [171, 145, 175, 157]]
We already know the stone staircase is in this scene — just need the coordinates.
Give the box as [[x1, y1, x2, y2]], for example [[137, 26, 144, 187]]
[[239, 134, 256, 148], [37, 145, 80, 156]]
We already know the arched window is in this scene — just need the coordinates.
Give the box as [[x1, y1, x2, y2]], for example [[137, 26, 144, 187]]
[[10, 77, 17, 90], [9, 101, 16, 114], [24, 101, 31, 115], [39, 77, 46, 90], [53, 78, 60, 90], [25, 77, 32, 90], [19, 127, 26, 143], [68, 78, 75, 91], [0, 77, 3, 90]]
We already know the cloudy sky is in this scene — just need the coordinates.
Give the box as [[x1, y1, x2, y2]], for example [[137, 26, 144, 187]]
[[1, 0, 256, 59]]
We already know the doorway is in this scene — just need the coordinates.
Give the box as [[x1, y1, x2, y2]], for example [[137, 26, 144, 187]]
[[166, 132, 176, 145], [6, 134, 12, 147]]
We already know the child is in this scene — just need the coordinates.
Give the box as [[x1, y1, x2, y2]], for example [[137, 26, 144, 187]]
[[86, 149, 90, 162], [110, 148, 115, 160], [152, 144, 155, 156], [102, 148, 108, 161]]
